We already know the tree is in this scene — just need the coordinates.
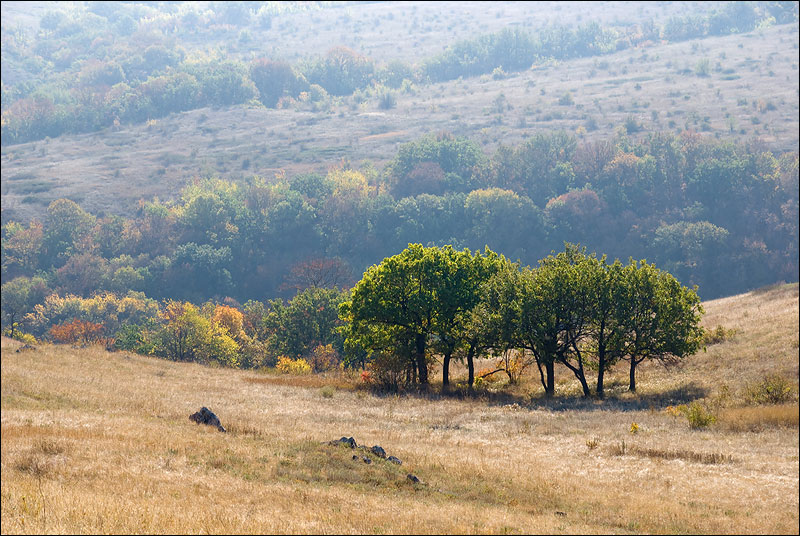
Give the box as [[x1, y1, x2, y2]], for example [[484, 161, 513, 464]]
[[616, 260, 705, 392], [42, 199, 96, 268], [342, 244, 440, 385], [1, 276, 50, 339], [281, 257, 353, 292], [266, 287, 348, 360], [517, 245, 596, 397]]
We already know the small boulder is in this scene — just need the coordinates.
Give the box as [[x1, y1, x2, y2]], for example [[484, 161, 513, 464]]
[[387, 455, 402, 465], [362, 456, 372, 464], [370, 445, 387, 459], [407, 473, 421, 484], [189, 407, 226, 432], [336, 436, 357, 448]]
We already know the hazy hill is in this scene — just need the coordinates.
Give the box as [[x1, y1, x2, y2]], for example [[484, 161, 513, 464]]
[[1, 283, 797, 534], [1, 2, 798, 222]]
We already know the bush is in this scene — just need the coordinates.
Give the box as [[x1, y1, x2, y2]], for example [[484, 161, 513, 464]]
[[276, 356, 312, 375], [744, 374, 796, 405], [681, 402, 717, 429], [702, 325, 736, 345], [377, 87, 396, 110], [309, 344, 340, 372]]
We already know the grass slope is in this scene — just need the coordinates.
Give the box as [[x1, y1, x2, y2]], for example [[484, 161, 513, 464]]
[[2, 20, 798, 222], [1, 284, 798, 534]]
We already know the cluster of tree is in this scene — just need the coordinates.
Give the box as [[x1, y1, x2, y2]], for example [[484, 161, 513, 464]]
[[3, 1, 796, 144], [342, 243, 705, 396], [422, 2, 797, 83], [1, 242, 704, 399], [1, 280, 348, 371], [2, 131, 797, 306]]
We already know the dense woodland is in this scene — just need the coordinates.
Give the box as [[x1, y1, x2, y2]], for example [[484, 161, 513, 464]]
[[1, 1, 798, 387]]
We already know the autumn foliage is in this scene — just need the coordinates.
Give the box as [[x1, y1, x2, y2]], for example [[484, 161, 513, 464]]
[[49, 318, 105, 344]]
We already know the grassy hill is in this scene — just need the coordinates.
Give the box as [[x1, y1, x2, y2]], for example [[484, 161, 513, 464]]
[[1, 9, 798, 222], [1, 283, 797, 534]]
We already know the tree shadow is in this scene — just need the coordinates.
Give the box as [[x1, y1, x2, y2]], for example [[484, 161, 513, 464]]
[[367, 381, 711, 413]]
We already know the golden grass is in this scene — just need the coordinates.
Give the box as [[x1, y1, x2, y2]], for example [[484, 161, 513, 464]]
[[2, 284, 799, 534]]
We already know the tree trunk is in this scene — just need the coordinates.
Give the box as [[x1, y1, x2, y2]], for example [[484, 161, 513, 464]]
[[442, 351, 451, 388], [415, 333, 428, 385], [467, 344, 475, 387], [596, 364, 605, 398], [577, 361, 591, 397], [629, 359, 637, 392], [545, 360, 555, 396]]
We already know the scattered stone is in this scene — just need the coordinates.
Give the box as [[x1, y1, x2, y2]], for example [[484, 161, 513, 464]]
[[352, 454, 359, 461], [555, 511, 567, 517], [362, 456, 372, 464], [370, 445, 387, 458], [407, 473, 421, 484], [387, 455, 402, 465], [189, 407, 226, 432], [335, 436, 357, 448], [15, 344, 36, 353]]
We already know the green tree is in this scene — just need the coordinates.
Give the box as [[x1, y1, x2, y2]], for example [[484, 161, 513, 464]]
[[616, 260, 705, 392], [1, 276, 50, 339]]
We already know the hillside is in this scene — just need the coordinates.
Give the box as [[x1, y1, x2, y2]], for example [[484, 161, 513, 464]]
[[2, 21, 797, 223], [1, 283, 797, 534]]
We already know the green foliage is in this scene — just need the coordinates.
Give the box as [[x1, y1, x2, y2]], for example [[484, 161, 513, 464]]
[[744, 374, 797, 405], [680, 402, 717, 429], [702, 325, 737, 345]]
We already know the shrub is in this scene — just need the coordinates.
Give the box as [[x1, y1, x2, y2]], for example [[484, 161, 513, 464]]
[[558, 91, 574, 105], [681, 402, 717, 429], [276, 356, 312, 375], [309, 344, 340, 372], [744, 374, 796, 405], [702, 325, 736, 345], [377, 87, 396, 110], [320, 385, 335, 398]]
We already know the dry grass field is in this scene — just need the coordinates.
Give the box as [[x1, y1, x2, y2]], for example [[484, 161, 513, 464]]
[[2, 15, 798, 222], [1, 283, 797, 534]]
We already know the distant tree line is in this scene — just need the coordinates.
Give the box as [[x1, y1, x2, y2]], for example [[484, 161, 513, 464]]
[[2, 1, 797, 144], [3, 130, 798, 308]]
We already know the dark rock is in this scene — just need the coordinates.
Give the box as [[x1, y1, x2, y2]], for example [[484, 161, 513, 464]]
[[362, 456, 372, 464], [407, 473, 420, 484], [336, 436, 357, 448], [387, 455, 402, 465], [555, 511, 567, 517], [370, 445, 386, 458], [352, 454, 359, 461], [189, 407, 226, 432]]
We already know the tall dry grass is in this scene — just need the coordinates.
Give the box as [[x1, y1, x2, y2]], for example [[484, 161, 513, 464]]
[[2, 284, 798, 534]]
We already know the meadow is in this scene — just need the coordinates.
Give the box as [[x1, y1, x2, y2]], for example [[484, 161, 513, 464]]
[[1, 283, 797, 534]]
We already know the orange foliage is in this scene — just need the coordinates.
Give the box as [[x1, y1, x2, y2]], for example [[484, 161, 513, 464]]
[[211, 304, 244, 337], [49, 318, 105, 344]]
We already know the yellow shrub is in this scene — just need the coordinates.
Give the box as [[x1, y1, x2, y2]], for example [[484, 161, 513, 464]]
[[276, 356, 312, 375]]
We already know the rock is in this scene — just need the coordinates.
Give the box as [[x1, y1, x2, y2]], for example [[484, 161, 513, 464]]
[[352, 454, 360, 461], [189, 407, 226, 432], [407, 473, 421, 484], [336, 436, 357, 448], [370, 445, 387, 458], [15, 344, 36, 353], [362, 456, 372, 464], [387, 455, 402, 465], [555, 511, 567, 517]]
